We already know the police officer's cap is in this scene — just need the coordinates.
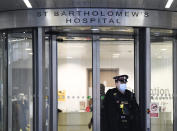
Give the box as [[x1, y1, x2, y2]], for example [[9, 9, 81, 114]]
[[113, 75, 128, 83]]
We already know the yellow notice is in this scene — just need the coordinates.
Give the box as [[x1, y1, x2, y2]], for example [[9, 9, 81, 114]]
[[58, 90, 66, 101]]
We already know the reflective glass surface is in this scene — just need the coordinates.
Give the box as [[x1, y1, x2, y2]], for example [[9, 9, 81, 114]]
[[151, 30, 173, 131], [100, 37, 135, 131], [57, 36, 92, 131], [100, 38, 134, 92], [8, 31, 33, 131]]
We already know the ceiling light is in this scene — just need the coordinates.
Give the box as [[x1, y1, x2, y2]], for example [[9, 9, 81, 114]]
[[91, 28, 99, 31], [10, 39, 24, 42], [160, 48, 167, 51], [23, 0, 32, 8], [25, 48, 32, 51], [28, 53, 33, 55], [66, 57, 72, 59], [165, 0, 173, 8]]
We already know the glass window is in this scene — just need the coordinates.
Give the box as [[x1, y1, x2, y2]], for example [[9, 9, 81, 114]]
[[151, 29, 173, 131], [57, 36, 92, 131], [0, 32, 7, 131], [8, 30, 33, 131]]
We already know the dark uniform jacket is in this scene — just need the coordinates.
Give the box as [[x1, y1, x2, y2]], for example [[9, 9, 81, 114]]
[[102, 88, 140, 131]]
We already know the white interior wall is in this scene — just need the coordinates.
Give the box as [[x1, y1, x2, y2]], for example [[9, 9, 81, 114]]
[[58, 57, 134, 112], [151, 42, 173, 122], [151, 58, 173, 121], [57, 40, 173, 119], [58, 59, 90, 112], [100, 58, 134, 92]]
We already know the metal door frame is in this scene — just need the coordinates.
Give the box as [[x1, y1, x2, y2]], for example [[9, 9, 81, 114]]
[[138, 28, 151, 131], [92, 35, 100, 131], [34, 28, 58, 131], [93, 28, 151, 131], [49, 35, 58, 131], [52, 29, 151, 131]]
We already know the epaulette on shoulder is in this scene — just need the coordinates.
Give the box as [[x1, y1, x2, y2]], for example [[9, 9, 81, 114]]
[[106, 88, 117, 95]]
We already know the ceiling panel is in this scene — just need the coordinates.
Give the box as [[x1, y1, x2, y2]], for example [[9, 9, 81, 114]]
[[0, 0, 177, 11]]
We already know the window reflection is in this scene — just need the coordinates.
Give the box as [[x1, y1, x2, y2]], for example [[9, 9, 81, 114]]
[[151, 32, 173, 131], [8, 31, 33, 131]]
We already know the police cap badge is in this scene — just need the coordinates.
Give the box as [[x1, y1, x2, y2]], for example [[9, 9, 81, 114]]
[[113, 75, 128, 83]]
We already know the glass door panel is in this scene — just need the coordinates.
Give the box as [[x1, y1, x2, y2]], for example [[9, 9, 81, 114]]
[[99, 33, 135, 131], [100, 36, 135, 92], [151, 29, 174, 131], [8, 30, 33, 131], [57, 36, 93, 131]]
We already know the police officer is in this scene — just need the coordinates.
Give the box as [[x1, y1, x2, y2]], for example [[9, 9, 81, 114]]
[[103, 75, 140, 131]]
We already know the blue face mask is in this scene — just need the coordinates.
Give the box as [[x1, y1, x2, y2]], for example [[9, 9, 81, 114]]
[[118, 84, 127, 93]]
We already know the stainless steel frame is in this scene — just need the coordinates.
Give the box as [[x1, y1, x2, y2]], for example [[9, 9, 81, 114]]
[[3, 32, 8, 131], [0, 9, 177, 29], [145, 28, 151, 131], [0, 8, 176, 131], [49, 35, 58, 131], [33, 29, 37, 131], [138, 28, 151, 131], [134, 28, 140, 104], [92, 35, 100, 131], [33, 28, 45, 131], [2, 26, 176, 131], [173, 37, 177, 131], [7, 33, 12, 131]]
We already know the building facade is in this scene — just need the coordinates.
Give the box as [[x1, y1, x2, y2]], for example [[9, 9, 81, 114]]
[[0, 1, 177, 131]]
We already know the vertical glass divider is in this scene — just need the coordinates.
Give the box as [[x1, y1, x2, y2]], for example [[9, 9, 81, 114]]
[[92, 35, 100, 131]]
